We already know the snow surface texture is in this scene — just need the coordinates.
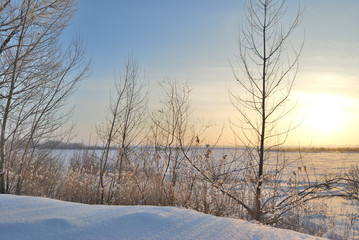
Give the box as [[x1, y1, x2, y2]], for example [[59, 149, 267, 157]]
[[0, 195, 325, 240]]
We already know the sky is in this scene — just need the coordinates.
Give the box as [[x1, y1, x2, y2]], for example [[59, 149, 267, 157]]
[[63, 0, 359, 147]]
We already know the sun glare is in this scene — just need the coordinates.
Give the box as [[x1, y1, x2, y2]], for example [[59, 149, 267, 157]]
[[302, 93, 354, 134]]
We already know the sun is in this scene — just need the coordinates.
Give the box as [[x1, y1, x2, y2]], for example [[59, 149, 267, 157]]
[[302, 93, 353, 134], [288, 91, 359, 145]]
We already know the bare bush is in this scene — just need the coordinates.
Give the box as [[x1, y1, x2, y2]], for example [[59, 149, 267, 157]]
[[96, 56, 147, 204], [344, 165, 359, 200]]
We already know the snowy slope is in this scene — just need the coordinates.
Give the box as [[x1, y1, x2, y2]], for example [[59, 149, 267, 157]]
[[0, 195, 325, 240]]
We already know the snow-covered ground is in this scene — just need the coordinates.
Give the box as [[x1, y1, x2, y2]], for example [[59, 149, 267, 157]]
[[0, 195, 325, 240]]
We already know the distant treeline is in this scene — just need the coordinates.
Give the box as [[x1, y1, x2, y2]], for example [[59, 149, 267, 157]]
[[37, 141, 116, 150], [37, 141, 359, 153], [276, 146, 359, 153]]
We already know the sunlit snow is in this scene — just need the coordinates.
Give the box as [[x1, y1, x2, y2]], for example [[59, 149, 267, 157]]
[[0, 195, 325, 240]]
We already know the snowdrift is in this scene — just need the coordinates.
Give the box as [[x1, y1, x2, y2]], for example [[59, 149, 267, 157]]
[[0, 195, 325, 240]]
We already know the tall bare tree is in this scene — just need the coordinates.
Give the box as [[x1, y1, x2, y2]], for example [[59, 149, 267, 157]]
[[229, 0, 303, 221], [177, 0, 304, 223], [0, 0, 89, 194]]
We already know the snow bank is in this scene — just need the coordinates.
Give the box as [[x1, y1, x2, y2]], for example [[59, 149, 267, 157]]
[[0, 195, 325, 240]]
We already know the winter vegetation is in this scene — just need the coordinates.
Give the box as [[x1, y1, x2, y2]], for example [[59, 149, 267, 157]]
[[0, 0, 358, 240]]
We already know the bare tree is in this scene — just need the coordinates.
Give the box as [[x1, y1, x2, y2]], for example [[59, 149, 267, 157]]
[[0, 0, 89, 194], [178, 0, 305, 223], [229, 0, 303, 221], [97, 56, 147, 204]]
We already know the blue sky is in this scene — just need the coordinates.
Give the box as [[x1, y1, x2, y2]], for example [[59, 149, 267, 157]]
[[64, 0, 359, 146]]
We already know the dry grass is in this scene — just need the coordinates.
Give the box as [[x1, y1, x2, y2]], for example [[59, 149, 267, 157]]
[[5, 147, 358, 239]]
